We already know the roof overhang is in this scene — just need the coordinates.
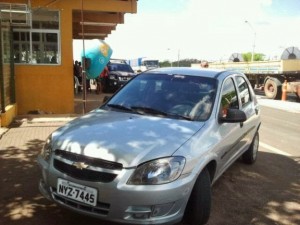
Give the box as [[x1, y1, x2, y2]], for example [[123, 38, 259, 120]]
[[72, 0, 137, 40], [72, 10, 125, 40]]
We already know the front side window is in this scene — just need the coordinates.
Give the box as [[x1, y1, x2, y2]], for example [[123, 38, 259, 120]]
[[13, 9, 60, 64], [220, 78, 239, 117]]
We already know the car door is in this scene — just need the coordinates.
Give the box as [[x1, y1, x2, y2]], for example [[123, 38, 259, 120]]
[[215, 76, 246, 174], [234, 74, 259, 149]]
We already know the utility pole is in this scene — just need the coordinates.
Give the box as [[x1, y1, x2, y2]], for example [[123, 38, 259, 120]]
[[245, 20, 256, 62], [177, 49, 180, 67]]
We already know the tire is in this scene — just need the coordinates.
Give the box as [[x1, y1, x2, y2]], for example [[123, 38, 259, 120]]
[[242, 132, 259, 164], [183, 168, 211, 225], [264, 79, 282, 99]]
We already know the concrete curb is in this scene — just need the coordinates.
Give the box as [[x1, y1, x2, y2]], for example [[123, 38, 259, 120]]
[[257, 97, 300, 113], [14, 114, 78, 123], [0, 115, 78, 140], [0, 127, 9, 139]]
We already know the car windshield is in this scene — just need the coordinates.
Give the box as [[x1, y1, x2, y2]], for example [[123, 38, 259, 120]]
[[104, 73, 217, 121], [108, 64, 134, 73]]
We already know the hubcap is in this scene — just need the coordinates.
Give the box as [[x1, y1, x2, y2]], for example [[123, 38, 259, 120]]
[[267, 84, 274, 92]]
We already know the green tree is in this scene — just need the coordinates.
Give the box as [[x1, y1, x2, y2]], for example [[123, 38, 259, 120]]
[[159, 60, 172, 67], [242, 52, 265, 62], [160, 58, 201, 67]]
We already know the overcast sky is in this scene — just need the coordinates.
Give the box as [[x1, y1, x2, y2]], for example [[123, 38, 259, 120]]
[[74, 0, 300, 62]]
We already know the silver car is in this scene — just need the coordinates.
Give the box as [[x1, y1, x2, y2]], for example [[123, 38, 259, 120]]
[[38, 67, 261, 225]]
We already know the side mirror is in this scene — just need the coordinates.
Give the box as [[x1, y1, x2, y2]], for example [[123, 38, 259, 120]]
[[219, 108, 247, 123]]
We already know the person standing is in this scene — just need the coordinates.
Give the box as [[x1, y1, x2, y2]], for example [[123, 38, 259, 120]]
[[96, 65, 109, 94], [79, 61, 91, 93]]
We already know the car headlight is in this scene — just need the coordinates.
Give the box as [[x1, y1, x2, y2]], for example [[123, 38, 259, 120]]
[[127, 157, 186, 185], [41, 135, 53, 161]]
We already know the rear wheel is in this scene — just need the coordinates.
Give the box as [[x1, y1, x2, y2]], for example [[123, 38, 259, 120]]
[[242, 132, 259, 164], [264, 79, 282, 99], [183, 168, 211, 225]]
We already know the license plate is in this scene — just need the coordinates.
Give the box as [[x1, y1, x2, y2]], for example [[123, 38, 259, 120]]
[[57, 178, 97, 206]]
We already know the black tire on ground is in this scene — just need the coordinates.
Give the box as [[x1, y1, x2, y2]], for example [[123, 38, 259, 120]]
[[242, 132, 259, 164], [183, 168, 211, 225], [264, 79, 282, 99]]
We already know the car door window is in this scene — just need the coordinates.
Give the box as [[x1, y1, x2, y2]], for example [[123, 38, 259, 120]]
[[220, 78, 239, 117], [235, 76, 251, 107]]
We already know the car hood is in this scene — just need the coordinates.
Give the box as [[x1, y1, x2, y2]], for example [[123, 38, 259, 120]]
[[51, 109, 204, 167]]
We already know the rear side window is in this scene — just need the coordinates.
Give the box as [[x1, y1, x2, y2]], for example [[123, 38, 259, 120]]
[[235, 76, 251, 107]]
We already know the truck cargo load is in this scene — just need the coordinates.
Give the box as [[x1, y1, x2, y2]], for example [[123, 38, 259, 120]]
[[192, 59, 300, 100]]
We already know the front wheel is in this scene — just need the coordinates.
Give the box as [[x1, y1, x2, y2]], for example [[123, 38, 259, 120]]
[[183, 168, 211, 225], [242, 132, 259, 164]]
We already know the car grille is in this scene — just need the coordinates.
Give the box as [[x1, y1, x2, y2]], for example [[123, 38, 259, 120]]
[[55, 149, 123, 170], [53, 150, 122, 183], [51, 187, 110, 216], [54, 159, 118, 183]]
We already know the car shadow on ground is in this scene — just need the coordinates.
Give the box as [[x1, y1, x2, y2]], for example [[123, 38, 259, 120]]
[[208, 152, 300, 225], [0, 136, 299, 225]]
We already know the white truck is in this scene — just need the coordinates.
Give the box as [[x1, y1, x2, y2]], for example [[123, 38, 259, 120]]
[[128, 57, 159, 73], [192, 59, 300, 100]]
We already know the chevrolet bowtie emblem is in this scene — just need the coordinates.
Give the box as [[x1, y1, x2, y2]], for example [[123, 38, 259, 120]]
[[72, 162, 89, 170]]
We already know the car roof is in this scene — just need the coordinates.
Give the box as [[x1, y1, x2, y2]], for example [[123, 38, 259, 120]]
[[144, 67, 228, 79]]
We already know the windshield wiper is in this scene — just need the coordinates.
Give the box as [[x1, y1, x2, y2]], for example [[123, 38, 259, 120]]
[[107, 104, 133, 112], [131, 106, 192, 121], [168, 113, 192, 121], [107, 105, 192, 121], [131, 106, 168, 116]]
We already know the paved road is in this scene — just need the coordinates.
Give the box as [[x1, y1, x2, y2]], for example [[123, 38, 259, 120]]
[[259, 105, 300, 156]]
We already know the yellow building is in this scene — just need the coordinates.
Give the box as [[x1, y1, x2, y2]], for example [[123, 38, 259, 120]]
[[0, 0, 137, 127]]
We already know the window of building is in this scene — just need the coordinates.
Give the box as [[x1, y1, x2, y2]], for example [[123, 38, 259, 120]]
[[13, 9, 60, 65]]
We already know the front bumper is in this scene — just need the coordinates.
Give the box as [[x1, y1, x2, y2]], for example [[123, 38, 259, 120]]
[[108, 76, 132, 89], [37, 155, 194, 225]]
